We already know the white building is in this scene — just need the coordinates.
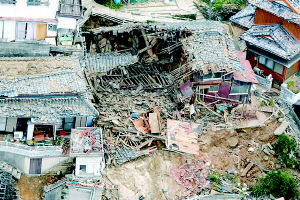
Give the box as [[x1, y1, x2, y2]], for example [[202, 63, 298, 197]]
[[0, 0, 82, 45], [70, 127, 105, 178]]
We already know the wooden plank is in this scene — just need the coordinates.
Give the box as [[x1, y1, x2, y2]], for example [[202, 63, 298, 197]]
[[149, 113, 160, 133], [241, 162, 254, 177], [36, 24, 47, 41], [274, 121, 290, 135]]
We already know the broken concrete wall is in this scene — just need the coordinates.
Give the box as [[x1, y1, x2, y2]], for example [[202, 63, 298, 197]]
[[0, 152, 26, 174], [281, 83, 300, 105]]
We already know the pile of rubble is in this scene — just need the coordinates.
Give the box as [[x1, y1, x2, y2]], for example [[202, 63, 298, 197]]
[[78, 20, 300, 199]]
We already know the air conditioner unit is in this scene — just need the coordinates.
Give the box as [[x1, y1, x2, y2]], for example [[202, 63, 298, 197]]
[[14, 131, 23, 140]]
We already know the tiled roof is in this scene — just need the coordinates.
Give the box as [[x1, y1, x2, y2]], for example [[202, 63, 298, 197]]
[[248, 0, 300, 26], [158, 21, 227, 33], [0, 96, 98, 124], [0, 72, 87, 97], [240, 24, 300, 60], [288, 0, 300, 11], [181, 30, 242, 74], [82, 53, 138, 73], [229, 4, 256, 29], [0, 57, 81, 80]]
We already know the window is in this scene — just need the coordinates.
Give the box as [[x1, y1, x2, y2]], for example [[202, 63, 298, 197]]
[[48, 24, 57, 31], [79, 165, 86, 173], [265, 59, 274, 69], [0, 0, 16, 4], [274, 63, 284, 75], [63, 117, 75, 130], [258, 56, 266, 65], [16, 22, 36, 40], [258, 56, 284, 75], [27, 0, 48, 6], [203, 73, 222, 80]]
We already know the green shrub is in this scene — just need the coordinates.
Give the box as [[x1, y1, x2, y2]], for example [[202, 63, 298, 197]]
[[210, 171, 222, 185], [268, 98, 275, 106], [287, 80, 295, 89], [104, 2, 123, 9], [273, 134, 298, 169], [260, 101, 266, 107], [252, 170, 299, 199]]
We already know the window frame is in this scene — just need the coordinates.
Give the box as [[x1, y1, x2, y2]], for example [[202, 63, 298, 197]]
[[274, 62, 284, 75], [48, 24, 57, 32], [27, 0, 49, 6]]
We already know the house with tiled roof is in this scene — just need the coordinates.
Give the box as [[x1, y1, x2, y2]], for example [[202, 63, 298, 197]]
[[0, 57, 98, 136], [0, 56, 99, 175], [230, 0, 300, 84]]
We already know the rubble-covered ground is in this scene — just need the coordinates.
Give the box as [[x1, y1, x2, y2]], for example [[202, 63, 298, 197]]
[[101, 121, 285, 200]]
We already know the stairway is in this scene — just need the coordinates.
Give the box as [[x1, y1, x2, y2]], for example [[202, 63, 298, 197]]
[[44, 158, 74, 176]]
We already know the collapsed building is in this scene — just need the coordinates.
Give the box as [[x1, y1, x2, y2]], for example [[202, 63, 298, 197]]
[[82, 21, 258, 121], [78, 21, 264, 160]]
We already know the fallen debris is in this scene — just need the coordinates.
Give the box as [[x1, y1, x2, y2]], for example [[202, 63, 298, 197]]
[[241, 162, 254, 177], [274, 121, 290, 135], [166, 119, 201, 155], [169, 159, 211, 197]]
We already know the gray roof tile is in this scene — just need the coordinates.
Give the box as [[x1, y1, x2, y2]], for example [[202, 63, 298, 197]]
[[240, 24, 300, 60], [229, 4, 256, 29]]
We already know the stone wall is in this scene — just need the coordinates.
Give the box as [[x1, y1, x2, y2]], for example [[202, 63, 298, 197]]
[[0, 42, 50, 57]]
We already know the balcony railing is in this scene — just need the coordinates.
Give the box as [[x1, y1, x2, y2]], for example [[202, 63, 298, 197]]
[[0, 141, 63, 157]]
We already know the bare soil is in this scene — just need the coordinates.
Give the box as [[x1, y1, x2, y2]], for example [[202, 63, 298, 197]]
[[15, 175, 58, 200]]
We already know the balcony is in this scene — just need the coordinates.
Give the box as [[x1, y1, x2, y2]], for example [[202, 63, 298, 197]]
[[0, 141, 63, 157]]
